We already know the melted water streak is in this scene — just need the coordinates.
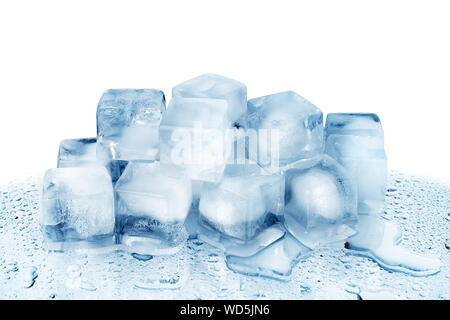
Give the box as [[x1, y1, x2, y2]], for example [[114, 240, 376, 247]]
[[0, 173, 449, 299]]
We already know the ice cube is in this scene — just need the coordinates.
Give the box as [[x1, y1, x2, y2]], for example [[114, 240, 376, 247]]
[[226, 232, 311, 281], [198, 166, 284, 241], [324, 113, 387, 214], [247, 91, 323, 168], [41, 166, 115, 250], [284, 155, 358, 248], [115, 162, 192, 255], [57, 138, 127, 184], [172, 73, 247, 124], [96, 89, 166, 161], [159, 97, 232, 182]]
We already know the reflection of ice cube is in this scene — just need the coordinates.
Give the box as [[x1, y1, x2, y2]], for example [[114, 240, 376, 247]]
[[57, 138, 127, 184], [325, 113, 387, 214], [96, 89, 165, 161], [198, 165, 284, 241], [115, 162, 192, 255], [172, 73, 247, 124], [226, 232, 311, 281], [247, 91, 323, 167], [284, 155, 357, 248], [159, 97, 232, 183], [41, 166, 115, 250]]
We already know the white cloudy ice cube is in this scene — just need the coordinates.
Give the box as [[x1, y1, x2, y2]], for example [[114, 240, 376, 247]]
[[284, 155, 358, 248], [325, 113, 387, 214], [57, 137, 127, 184], [159, 97, 232, 183], [247, 91, 323, 167], [198, 166, 284, 241], [115, 162, 192, 255], [41, 166, 115, 249], [96, 89, 166, 161], [172, 73, 247, 124]]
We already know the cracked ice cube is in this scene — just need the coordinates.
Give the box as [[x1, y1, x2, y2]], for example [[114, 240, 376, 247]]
[[57, 137, 127, 184], [198, 165, 284, 241], [172, 73, 247, 124], [159, 97, 232, 182], [284, 155, 357, 248], [115, 162, 192, 255], [247, 91, 323, 167], [41, 166, 115, 249], [324, 113, 387, 214], [96, 89, 166, 161]]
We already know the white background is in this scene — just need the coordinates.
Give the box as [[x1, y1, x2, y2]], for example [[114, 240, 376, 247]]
[[0, 0, 449, 184]]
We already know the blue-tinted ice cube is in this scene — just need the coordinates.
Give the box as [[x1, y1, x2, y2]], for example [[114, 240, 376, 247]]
[[284, 155, 357, 248], [96, 89, 166, 161], [172, 73, 247, 124], [247, 91, 323, 167], [41, 166, 115, 251], [198, 165, 284, 241], [115, 162, 192, 255], [324, 113, 387, 214], [57, 138, 127, 184], [159, 97, 232, 182]]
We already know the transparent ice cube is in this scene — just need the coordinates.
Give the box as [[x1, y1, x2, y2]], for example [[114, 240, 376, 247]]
[[198, 164, 284, 241], [172, 73, 247, 124], [226, 232, 311, 281], [41, 166, 115, 251], [115, 162, 192, 255], [247, 91, 323, 167], [96, 89, 166, 161], [159, 97, 232, 183], [284, 155, 358, 248], [57, 137, 127, 184], [325, 113, 387, 214]]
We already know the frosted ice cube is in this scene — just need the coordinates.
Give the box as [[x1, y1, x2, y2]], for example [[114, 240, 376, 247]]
[[172, 73, 247, 123], [96, 89, 165, 161], [41, 166, 115, 250], [159, 97, 232, 183], [57, 138, 127, 184], [284, 155, 357, 248], [198, 166, 284, 241], [115, 162, 192, 255], [325, 113, 387, 214], [247, 91, 323, 167], [226, 232, 311, 281]]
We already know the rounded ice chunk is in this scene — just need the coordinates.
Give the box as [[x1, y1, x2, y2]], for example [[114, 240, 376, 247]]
[[284, 155, 357, 248]]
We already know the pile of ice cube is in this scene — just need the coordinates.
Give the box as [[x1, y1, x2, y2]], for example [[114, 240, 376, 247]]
[[41, 74, 388, 279]]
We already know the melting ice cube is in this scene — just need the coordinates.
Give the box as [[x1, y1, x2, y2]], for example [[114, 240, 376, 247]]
[[346, 215, 442, 276], [159, 97, 232, 183], [172, 73, 247, 124], [57, 137, 127, 184], [96, 89, 166, 161], [247, 91, 323, 167], [115, 162, 192, 255], [284, 155, 358, 248], [325, 113, 387, 214], [226, 232, 311, 281], [41, 166, 115, 251], [198, 164, 284, 241]]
